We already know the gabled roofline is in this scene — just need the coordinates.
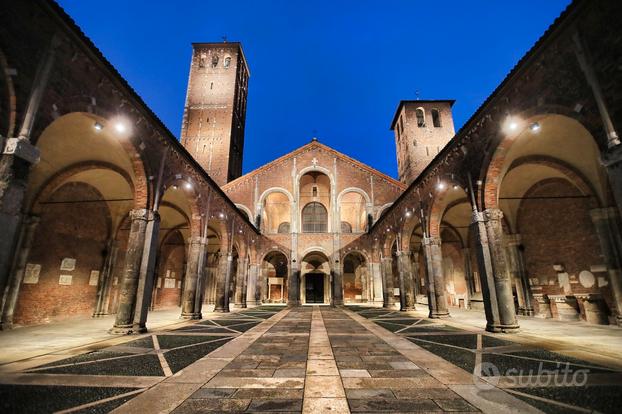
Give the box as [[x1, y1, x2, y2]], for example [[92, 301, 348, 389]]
[[223, 139, 407, 191], [390, 100, 456, 130]]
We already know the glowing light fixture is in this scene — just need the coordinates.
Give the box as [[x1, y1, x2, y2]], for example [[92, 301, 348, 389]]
[[508, 121, 518, 131], [172, 184, 178, 190], [405, 210, 413, 219], [529, 122, 541, 132], [184, 181, 192, 190], [437, 181, 446, 191], [453, 184, 459, 190], [218, 212, 225, 219], [93, 122, 103, 131], [114, 122, 127, 134]]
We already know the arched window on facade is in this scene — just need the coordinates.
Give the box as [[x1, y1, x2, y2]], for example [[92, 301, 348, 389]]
[[415, 108, 425, 127], [224, 56, 231, 68], [431, 109, 441, 127], [211, 54, 219, 68], [341, 221, 352, 233], [302, 202, 328, 233], [277, 222, 290, 234]]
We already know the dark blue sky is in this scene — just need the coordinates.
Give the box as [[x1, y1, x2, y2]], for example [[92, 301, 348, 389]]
[[58, 0, 571, 178]]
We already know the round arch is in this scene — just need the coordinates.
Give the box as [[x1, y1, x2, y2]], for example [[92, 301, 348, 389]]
[[481, 113, 607, 210]]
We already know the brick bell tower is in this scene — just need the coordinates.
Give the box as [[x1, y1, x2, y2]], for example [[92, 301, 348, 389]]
[[180, 42, 250, 186], [390, 100, 456, 185]]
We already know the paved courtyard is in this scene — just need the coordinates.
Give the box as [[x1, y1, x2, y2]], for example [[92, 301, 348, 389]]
[[1, 305, 621, 413]]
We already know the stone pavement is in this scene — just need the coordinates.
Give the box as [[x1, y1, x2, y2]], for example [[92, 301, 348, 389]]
[[1, 305, 622, 413]]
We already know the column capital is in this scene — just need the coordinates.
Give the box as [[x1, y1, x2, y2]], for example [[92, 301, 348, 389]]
[[381, 256, 392, 264], [188, 236, 203, 246], [423, 236, 441, 246], [483, 208, 504, 222], [129, 209, 158, 222]]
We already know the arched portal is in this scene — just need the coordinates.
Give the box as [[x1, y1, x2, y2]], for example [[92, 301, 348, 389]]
[[262, 251, 288, 303], [343, 252, 369, 302], [301, 252, 330, 304]]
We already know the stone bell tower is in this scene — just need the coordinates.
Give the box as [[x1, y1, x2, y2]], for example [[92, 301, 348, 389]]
[[390, 100, 455, 185], [180, 42, 250, 186]]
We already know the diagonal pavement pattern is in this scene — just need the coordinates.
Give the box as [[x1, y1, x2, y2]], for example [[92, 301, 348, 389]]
[[1, 305, 621, 413]]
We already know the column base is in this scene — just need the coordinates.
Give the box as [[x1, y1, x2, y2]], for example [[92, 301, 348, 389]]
[[486, 323, 520, 333], [92, 312, 109, 318], [616, 315, 622, 326], [0, 321, 13, 331], [233, 303, 247, 309], [518, 307, 535, 316], [213, 307, 229, 313], [109, 324, 148, 335], [246, 301, 260, 306], [180, 312, 202, 320], [429, 310, 450, 319], [400, 306, 416, 312]]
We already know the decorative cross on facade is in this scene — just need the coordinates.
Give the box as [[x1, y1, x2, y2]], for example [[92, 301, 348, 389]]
[[312, 157, 318, 166]]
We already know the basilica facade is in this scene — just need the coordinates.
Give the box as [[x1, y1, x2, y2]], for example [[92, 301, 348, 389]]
[[0, 0, 621, 336]]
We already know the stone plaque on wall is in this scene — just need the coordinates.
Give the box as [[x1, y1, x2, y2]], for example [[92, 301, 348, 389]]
[[164, 278, 176, 288], [60, 258, 76, 271], [23, 263, 41, 284], [157, 278, 162, 288], [269, 277, 283, 285], [59, 274, 73, 285], [579, 270, 595, 288], [88, 270, 100, 286], [177, 280, 182, 288]]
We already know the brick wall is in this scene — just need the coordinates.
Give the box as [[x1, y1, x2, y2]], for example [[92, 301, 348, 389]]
[[517, 179, 608, 305], [15, 183, 110, 325]]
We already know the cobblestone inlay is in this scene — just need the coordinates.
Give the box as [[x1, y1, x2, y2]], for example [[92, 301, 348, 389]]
[[321, 307, 479, 413], [346, 306, 622, 414], [0, 306, 282, 413], [172, 306, 311, 413]]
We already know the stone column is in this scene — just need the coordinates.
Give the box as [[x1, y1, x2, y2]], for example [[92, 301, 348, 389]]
[[423, 236, 449, 318], [483, 209, 519, 332], [462, 248, 475, 297], [289, 263, 301, 306], [381, 256, 394, 308], [590, 207, 622, 325], [371, 261, 383, 304], [110, 209, 159, 334], [246, 263, 259, 306], [205, 253, 220, 305], [0, 37, 58, 303], [258, 263, 268, 303], [332, 261, 344, 306], [360, 265, 369, 302], [505, 234, 534, 316], [93, 239, 119, 317], [397, 251, 415, 311], [215, 253, 233, 312], [226, 253, 236, 312], [412, 252, 421, 300], [471, 210, 501, 329], [0, 215, 40, 329], [181, 237, 203, 319], [234, 256, 249, 308]]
